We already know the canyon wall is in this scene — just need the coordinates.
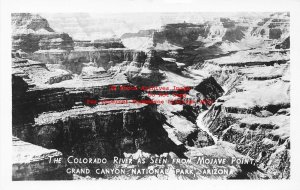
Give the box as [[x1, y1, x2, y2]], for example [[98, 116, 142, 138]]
[[198, 54, 290, 179], [30, 49, 146, 73], [19, 103, 180, 160], [121, 12, 290, 65], [12, 13, 74, 52]]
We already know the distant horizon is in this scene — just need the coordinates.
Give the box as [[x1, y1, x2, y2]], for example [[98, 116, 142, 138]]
[[38, 12, 279, 41]]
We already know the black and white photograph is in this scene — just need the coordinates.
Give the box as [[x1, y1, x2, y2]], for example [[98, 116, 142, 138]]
[[1, 0, 300, 189]]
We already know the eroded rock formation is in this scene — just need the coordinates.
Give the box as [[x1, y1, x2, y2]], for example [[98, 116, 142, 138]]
[[12, 13, 74, 52], [198, 52, 290, 179]]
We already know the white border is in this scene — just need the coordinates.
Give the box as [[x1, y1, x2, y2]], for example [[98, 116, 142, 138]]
[[1, 0, 300, 190]]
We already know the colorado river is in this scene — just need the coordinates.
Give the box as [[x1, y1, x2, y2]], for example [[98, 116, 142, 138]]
[[196, 110, 218, 143]]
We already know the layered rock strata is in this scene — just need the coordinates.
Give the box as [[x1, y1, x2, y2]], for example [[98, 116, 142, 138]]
[[12, 13, 74, 52], [30, 49, 146, 74], [121, 12, 290, 65], [198, 53, 290, 179], [25, 103, 184, 160]]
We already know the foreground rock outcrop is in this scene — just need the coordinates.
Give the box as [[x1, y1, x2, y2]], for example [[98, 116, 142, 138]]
[[12, 137, 67, 180]]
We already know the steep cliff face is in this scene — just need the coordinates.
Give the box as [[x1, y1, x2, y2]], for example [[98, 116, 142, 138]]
[[16, 103, 181, 159], [12, 13, 74, 52]]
